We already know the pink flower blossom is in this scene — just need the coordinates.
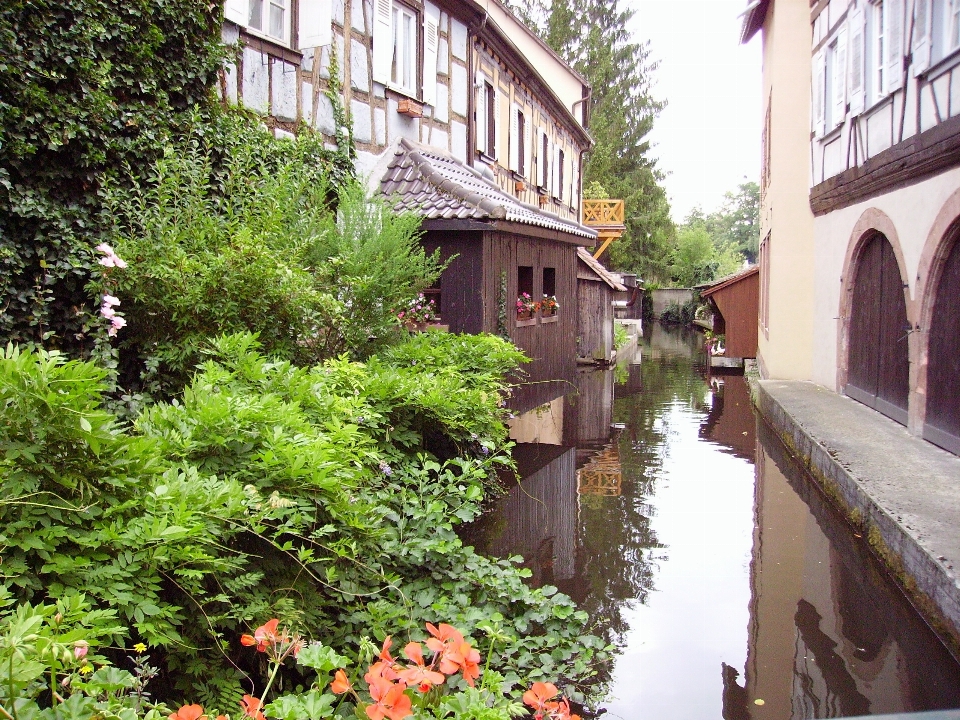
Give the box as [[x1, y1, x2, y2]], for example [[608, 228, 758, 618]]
[[102, 294, 120, 307], [74, 642, 88, 659]]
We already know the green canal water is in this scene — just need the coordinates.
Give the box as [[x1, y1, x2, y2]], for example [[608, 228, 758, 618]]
[[463, 324, 960, 719]]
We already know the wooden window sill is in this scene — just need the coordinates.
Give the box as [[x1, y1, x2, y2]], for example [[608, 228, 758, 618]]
[[540, 314, 558, 324]]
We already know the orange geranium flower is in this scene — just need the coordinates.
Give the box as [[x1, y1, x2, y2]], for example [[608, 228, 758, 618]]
[[551, 697, 581, 720], [365, 677, 412, 720], [331, 668, 352, 694], [169, 704, 205, 720], [240, 619, 281, 653], [523, 682, 560, 716], [378, 636, 394, 663], [424, 623, 465, 675], [365, 659, 400, 685], [240, 694, 266, 720], [398, 642, 445, 692]]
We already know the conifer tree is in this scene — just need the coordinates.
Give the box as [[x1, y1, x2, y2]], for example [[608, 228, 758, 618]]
[[509, 0, 676, 282]]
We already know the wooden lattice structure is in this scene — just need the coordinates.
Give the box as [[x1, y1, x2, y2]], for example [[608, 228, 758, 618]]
[[582, 199, 626, 260], [577, 441, 622, 496]]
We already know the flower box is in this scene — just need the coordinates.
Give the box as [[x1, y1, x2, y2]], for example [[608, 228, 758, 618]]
[[397, 99, 424, 118]]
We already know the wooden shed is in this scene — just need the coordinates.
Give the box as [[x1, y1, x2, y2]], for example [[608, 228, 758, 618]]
[[576, 247, 626, 364], [700, 266, 759, 360], [377, 139, 597, 415]]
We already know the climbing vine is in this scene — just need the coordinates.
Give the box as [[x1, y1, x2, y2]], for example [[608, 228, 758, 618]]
[[0, 0, 225, 351]]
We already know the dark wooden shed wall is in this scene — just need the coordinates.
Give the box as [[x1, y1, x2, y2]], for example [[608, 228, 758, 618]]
[[423, 231, 484, 334], [706, 271, 760, 359], [486, 231, 578, 414], [577, 277, 614, 362]]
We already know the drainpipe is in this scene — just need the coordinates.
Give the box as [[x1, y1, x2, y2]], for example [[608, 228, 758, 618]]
[[572, 87, 592, 129]]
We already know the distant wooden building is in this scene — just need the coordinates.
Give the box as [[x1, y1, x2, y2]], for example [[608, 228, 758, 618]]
[[576, 247, 626, 364], [700, 266, 759, 360]]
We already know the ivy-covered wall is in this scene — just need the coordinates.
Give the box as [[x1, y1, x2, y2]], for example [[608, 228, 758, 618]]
[[0, 0, 224, 350]]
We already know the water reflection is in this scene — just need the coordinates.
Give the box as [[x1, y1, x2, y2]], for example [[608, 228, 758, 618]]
[[465, 325, 960, 718]]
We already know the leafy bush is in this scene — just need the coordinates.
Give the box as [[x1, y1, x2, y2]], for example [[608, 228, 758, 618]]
[[1, 334, 607, 711], [103, 115, 435, 399], [659, 299, 699, 326]]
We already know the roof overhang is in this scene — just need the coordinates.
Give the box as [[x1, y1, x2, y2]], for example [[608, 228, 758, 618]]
[[699, 265, 759, 298], [739, 0, 771, 44]]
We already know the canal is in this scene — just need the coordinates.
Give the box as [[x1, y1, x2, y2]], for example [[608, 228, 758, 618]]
[[464, 324, 960, 719]]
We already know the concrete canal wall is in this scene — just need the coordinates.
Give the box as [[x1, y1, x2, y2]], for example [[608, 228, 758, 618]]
[[750, 377, 960, 662]]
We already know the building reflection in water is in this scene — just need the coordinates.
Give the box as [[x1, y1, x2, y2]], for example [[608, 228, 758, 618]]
[[744, 420, 960, 718], [463, 326, 960, 718]]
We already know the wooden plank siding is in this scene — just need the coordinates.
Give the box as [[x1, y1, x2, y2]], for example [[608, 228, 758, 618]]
[[845, 234, 910, 426], [484, 231, 578, 415], [423, 231, 485, 334], [577, 279, 614, 363], [701, 268, 759, 359]]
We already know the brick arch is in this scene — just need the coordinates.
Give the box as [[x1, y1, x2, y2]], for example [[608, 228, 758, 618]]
[[914, 188, 960, 445], [836, 208, 916, 426]]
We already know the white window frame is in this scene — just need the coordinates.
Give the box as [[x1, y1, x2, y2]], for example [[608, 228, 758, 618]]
[[948, 0, 960, 54], [390, 2, 418, 95], [870, 0, 886, 105], [225, 0, 299, 46]]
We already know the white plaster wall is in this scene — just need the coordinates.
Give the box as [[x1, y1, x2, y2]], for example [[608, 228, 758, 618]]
[[811, 166, 960, 389]]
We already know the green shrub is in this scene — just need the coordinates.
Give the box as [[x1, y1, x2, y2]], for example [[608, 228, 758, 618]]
[[1, 335, 607, 710], [105, 117, 441, 399]]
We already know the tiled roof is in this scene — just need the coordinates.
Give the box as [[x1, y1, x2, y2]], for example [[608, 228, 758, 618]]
[[577, 247, 627, 291], [377, 138, 598, 240]]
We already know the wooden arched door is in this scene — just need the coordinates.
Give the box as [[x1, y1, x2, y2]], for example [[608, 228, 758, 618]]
[[845, 233, 910, 425], [924, 237, 960, 455]]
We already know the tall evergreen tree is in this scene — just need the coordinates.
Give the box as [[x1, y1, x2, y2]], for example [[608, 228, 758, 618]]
[[508, 0, 676, 282]]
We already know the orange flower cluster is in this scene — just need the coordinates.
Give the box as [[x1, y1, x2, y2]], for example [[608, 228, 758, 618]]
[[239, 619, 303, 659], [168, 704, 226, 720], [522, 682, 581, 720], [331, 623, 481, 720]]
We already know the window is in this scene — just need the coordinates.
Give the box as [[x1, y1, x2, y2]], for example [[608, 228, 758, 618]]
[[540, 130, 549, 189], [475, 74, 498, 159], [225, 0, 331, 50], [871, 0, 886, 102], [373, 0, 437, 102], [510, 106, 526, 176], [390, 3, 417, 93], [951, 0, 960, 51], [486, 82, 497, 157], [247, 0, 288, 40]]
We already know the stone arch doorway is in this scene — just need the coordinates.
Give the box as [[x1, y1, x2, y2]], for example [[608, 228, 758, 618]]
[[845, 232, 910, 426], [924, 234, 960, 454]]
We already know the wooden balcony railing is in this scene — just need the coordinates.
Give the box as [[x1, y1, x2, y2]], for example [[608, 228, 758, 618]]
[[582, 199, 625, 259], [583, 199, 625, 228]]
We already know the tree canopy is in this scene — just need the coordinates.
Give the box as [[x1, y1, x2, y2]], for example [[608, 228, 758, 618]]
[[510, 0, 676, 283]]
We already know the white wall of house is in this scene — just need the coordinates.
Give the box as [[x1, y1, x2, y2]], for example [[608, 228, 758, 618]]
[[756, 0, 817, 382], [219, 0, 589, 224]]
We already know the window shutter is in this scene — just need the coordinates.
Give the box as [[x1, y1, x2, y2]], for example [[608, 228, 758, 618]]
[[886, 0, 904, 92], [913, 0, 932, 74], [422, 15, 439, 105], [524, 116, 532, 180], [813, 49, 826, 137], [552, 143, 560, 197], [372, 0, 391, 84], [493, 87, 501, 160], [508, 103, 519, 171], [224, 0, 248, 26], [849, 8, 866, 114], [299, 0, 331, 49], [572, 154, 579, 212], [475, 73, 487, 155], [833, 26, 848, 128], [538, 128, 547, 187]]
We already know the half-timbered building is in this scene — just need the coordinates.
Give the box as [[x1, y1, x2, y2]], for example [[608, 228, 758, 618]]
[[219, 0, 596, 414], [742, 0, 960, 456]]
